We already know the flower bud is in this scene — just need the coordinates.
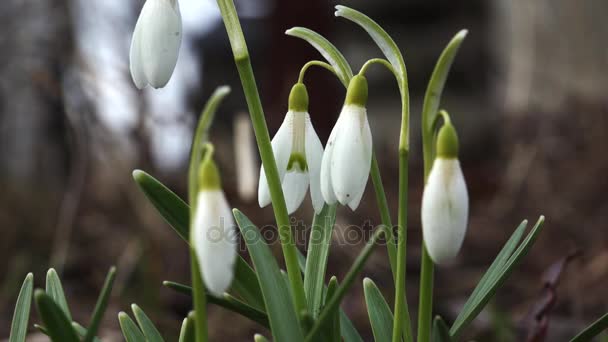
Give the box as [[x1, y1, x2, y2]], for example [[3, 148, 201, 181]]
[[421, 121, 469, 264]]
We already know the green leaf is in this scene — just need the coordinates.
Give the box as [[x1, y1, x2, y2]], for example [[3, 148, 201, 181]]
[[233, 209, 304, 342], [45, 269, 72, 322], [118, 312, 146, 342], [132, 170, 264, 310], [450, 216, 545, 337], [306, 228, 384, 341], [33, 324, 49, 336], [324, 277, 341, 342], [254, 334, 271, 342], [131, 304, 165, 342], [304, 204, 337, 318], [285, 27, 353, 87], [83, 266, 116, 342], [570, 312, 608, 342], [421, 30, 468, 135], [34, 289, 79, 342], [72, 322, 101, 342], [363, 278, 393, 342], [432, 316, 453, 342], [178, 312, 196, 342], [334, 5, 406, 89], [8, 273, 33, 342], [340, 310, 364, 342], [162, 281, 270, 328]]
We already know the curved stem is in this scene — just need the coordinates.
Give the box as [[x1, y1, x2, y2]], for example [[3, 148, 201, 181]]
[[298, 60, 336, 83], [216, 0, 307, 317], [359, 58, 396, 77]]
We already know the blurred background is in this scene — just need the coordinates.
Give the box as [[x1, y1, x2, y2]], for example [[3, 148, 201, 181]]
[[1, 0, 607, 340]]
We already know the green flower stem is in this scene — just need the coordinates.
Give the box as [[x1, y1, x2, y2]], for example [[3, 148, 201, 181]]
[[298, 60, 336, 83], [190, 248, 208, 342], [216, 0, 307, 316], [370, 154, 397, 278], [359, 58, 395, 76]]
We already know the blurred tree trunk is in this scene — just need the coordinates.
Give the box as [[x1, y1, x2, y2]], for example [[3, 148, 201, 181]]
[[494, 0, 608, 114]]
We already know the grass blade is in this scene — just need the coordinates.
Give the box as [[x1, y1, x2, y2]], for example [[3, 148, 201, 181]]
[[233, 209, 304, 341], [83, 266, 116, 342], [570, 312, 608, 342], [363, 278, 393, 342], [45, 269, 72, 322], [34, 289, 79, 342], [8, 273, 34, 342], [131, 304, 165, 342], [118, 312, 146, 342], [285, 27, 353, 87], [304, 204, 337, 318], [132, 170, 264, 309], [450, 216, 545, 337], [162, 280, 270, 327], [306, 228, 384, 341], [178, 312, 196, 342], [432, 316, 453, 342]]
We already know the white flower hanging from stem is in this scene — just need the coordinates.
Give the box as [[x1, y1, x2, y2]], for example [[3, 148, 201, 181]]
[[192, 147, 237, 296], [421, 111, 469, 264], [129, 0, 182, 89], [258, 83, 325, 214], [321, 74, 373, 210]]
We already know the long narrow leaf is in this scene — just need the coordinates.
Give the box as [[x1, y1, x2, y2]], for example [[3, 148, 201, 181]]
[[324, 277, 341, 342], [432, 317, 453, 342], [421, 30, 468, 134], [83, 266, 116, 342], [72, 322, 101, 342], [450, 216, 545, 337], [285, 27, 353, 87], [306, 228, 384, 341], [162, 280, 269, 328], [363, 278, 393, 342], [233, 209, 304, 341], [570, 312, 608, 342], [132, 304, 165, 342], [118, 312, 146, 342], [178, 312, 196, 342], [304, 204, 337, 318], [132, 170, 264, 309], [8, 273, 34, 342], [45, 269, 72, 322], [34, 290, 79, 342]]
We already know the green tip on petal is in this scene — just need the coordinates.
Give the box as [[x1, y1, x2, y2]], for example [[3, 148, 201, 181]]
[[198, 156, 221, 190], [287, 153, 308, 171], [288, 83, 309, 112], [436, 122, 459, 158], [345, 74, 368, 107]]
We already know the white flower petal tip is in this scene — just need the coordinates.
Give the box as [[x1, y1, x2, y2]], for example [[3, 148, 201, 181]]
[[257, 109, 325, 214], [193, 191, 238, 296], [421, 158, 469, 265], [129, 0, 182, 89], [320, 104, 372, 210]]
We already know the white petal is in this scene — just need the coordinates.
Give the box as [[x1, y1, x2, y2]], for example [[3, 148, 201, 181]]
[[258, 112, 293, 208], [304, 113, 325, 213], [193, 191, 238, 296], [330, 105, 372, 208], [421, 158, 469, 265], [138, 0, 182, 88], [282, 171, 309, 214], [129, 15, 147, 89], [321, 114, 343, 205]]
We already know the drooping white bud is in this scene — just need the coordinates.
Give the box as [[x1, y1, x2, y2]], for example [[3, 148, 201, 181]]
[[421, 121, 469, 264], [320, 75, 372, 210], [129, 0, 182, 89]]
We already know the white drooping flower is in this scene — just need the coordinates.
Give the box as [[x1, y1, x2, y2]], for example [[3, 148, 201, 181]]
[[421, 120, 469, 264], [258, 83, 324, 214], [192, 157, 237, 296], [129, 0, 182, 89], [320, 75, 372, 210]]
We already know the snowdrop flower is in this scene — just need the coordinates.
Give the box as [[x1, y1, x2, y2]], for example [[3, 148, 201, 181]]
[[421, 118, 469, 264], [320, 75, 372, 210], [129, 0, 182, 89], [258, 83, 324, 214], [192, 155, 237, 296]]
